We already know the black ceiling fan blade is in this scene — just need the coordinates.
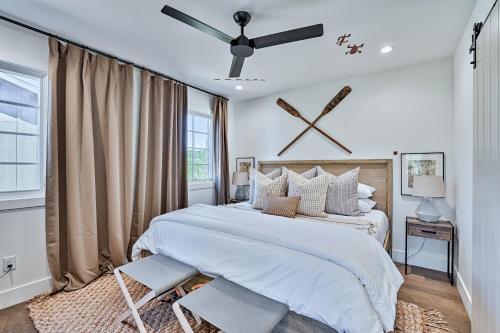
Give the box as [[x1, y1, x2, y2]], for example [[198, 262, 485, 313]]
[[229, 56, 245, 78], [252, 23, 323, 49], [161, 5, 233, 44]]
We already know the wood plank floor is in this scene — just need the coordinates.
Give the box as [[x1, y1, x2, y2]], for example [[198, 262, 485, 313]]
[[0, 265, 470, 333]]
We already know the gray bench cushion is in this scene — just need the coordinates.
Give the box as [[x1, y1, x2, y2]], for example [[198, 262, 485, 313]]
[[178, 277, 288, 333], [118, 254, 198, 295]]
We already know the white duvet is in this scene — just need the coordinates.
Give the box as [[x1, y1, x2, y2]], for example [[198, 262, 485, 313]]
[[132, 204, 403, 333]]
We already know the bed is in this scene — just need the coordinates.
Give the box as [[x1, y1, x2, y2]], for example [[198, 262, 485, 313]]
[[259, 159, 393, 254], [132, 159, 402, 333]]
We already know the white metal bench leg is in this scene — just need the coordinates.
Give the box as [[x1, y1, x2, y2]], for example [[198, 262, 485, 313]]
[[117, 289, 156, 322], [173, 301, 195, 333], [114, 269, 148, 333], [176, 285, 202, 325]]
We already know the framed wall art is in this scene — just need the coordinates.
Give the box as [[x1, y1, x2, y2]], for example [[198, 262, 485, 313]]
[[401, 152, 445, 196], [235, 157, 255, 173]]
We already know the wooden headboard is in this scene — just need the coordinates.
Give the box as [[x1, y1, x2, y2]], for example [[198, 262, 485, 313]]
[[259, 159, 393, 252]]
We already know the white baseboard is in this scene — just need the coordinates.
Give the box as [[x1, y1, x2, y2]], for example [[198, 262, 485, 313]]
[[392, 248, 448, 272], [456, 269, 472, 318], [0, 276, 52, 310]]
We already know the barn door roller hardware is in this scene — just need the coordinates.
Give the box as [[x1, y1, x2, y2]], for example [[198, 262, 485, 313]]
[[469, 22, 483, 69], [470, 0, 499, 69]]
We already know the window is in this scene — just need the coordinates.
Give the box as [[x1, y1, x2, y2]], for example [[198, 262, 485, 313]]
[[0, 62, 46, 194], [187, 112, 213, 183]]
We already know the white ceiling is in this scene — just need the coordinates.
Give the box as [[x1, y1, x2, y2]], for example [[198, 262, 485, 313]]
[[0, 0, 475, 101]]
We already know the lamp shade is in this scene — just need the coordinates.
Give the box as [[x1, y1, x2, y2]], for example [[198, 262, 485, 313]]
[[232, 171, 249, 185], [412, 176, 445, 198]]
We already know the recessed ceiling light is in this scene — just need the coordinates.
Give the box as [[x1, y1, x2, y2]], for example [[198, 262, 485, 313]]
[[235, 85, 243, 90], [380, 45, 393, 54]]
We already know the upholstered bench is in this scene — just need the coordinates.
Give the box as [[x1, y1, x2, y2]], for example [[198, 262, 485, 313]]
[[114, 254, 200, 333], [173, 277, 289, 333]]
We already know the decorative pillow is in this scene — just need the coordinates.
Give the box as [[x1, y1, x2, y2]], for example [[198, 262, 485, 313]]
[[300, 166, 322, 179], [252, 173, 288, 209], [287, 170, 330, 217], [249, 167, 286, 204], [358, 183, 376, 199], [359, 198, 377, 213], [321, 168, 361, 216], [262, 195, 300, 218]]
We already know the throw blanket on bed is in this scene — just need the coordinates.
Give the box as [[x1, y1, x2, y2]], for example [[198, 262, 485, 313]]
[[229, 202, 377, 235], [132, 204, 403, 333]]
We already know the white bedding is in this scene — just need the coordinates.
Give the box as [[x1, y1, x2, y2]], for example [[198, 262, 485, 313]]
[[132, 204, 403, 333], [232, 202, 389, 245]]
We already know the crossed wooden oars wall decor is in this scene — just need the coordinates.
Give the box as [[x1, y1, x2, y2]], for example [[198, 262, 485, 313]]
[[276, 86, 352, 156]]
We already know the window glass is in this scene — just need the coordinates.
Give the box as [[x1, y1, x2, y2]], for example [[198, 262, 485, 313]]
[[186, 113, 212, 182], [0, 66, 43, 193]]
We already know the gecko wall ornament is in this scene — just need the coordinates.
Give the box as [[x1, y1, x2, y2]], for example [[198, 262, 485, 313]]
[[276, 86, 352, 156], [346, 43, 364, 55], [336, 33, 351, 46]]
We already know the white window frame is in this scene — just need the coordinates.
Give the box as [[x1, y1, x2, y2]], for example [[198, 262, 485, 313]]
[[187, 110, 214, 190], [0, 60, 48, 210]]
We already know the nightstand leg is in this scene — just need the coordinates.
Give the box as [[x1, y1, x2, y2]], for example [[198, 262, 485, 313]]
[[451, 229, 454, 286], [447, 241, 450, 277], [405, 221, 408, 275]]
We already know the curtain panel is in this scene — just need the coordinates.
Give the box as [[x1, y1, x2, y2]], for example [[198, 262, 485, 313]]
[[213, 96, 230, 205], [46, 38, 135, 291], [46, 38, 188, 292], [130, 71, 188, 243]]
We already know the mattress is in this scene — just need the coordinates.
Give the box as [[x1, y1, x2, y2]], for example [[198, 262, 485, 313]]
[[233, 202, 389, 245]]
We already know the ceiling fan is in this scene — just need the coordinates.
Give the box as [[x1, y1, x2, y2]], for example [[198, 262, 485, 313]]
[[161, 5, 324, 78]]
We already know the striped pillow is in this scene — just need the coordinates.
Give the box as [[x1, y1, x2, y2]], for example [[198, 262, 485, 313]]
[[287, 170, 330, 217], [253, 173, 288, 209], [321, 167, 361, 216], [262, 195, 300, 218]]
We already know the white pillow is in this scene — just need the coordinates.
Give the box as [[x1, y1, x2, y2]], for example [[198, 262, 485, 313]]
[[359, 198, 377, 213], [252, 172, 288, 209], [287, 170, 330, 217], [358, 183, 376, 199]]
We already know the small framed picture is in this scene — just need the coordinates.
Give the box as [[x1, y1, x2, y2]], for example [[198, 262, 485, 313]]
[[235, 157, 255, 172], [401, 152, 445, 196]]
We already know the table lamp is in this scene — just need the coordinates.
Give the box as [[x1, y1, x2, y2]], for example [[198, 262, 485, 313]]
[[232, 171, 249, 201], [412, 175, 446, 222]]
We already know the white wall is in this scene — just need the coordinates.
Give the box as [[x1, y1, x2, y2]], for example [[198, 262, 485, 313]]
[[229, 58, 454, 272], [453, 0, 495, 318], [0, 21, 51, 309]]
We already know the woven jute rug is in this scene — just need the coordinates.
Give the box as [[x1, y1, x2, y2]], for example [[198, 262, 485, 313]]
[[28, 274, 449, 333]]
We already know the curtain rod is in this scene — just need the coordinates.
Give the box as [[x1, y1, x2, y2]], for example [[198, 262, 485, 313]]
[[0, 13, 225, 99]]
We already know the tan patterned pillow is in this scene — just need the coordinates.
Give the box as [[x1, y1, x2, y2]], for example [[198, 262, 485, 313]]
[[262, 195, 300, 218], [249, 167, 287, 204], [287, 170, 330, 217], [300, 166, 322, 179], [252, 173, 288, 209]]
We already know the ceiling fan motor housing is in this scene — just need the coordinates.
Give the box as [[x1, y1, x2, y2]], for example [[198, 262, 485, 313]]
[[230, 35, 254, 57], [230, 11, 254, 57]]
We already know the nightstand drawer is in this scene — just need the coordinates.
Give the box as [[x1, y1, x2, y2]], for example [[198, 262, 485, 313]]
[[408, 225, 452, 241]]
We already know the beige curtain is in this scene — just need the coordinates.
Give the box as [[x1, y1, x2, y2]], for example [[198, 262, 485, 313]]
[[130, 71, 188, 241], [45, 38, 134, 291], [213, 96, 230, 205]]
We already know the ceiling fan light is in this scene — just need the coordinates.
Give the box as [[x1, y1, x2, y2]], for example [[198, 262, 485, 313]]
[[380, 45, 393, 54]]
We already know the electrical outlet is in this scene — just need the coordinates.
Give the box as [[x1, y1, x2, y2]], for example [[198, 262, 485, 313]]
[[3, 256, 16, 272]]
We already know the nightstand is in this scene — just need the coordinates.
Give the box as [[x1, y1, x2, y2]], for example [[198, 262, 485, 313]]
[[405, 216, 454, 285]]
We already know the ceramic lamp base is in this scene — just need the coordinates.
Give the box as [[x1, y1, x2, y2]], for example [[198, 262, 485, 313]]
[[235, 185, 249, 201], [416, 197, 441, 223]]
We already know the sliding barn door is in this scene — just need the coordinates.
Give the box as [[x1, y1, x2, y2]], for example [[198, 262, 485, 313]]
[[473, 1, 500, 332]]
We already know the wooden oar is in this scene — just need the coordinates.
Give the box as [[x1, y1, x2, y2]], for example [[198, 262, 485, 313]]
[[277, 86, 352, 156], [276, 98, 352, 155]]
